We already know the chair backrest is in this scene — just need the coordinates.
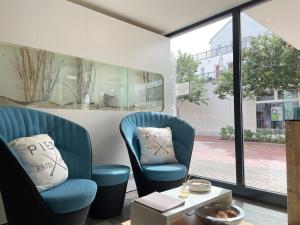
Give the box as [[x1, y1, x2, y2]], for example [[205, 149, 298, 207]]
[[0, 106, 92, 179], [120, 112, 195, 169]]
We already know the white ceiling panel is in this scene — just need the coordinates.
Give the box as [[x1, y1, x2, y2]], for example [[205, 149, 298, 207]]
[[68, 0, 251, 35]]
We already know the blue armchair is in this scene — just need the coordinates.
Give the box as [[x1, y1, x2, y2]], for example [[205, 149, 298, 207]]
[[0, 107, 97, 225], [120, 112, 195, 197]]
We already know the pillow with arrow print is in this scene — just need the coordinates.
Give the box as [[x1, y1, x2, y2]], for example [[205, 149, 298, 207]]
[[9, 134, 68, 192], [137, 127, 178, 165]]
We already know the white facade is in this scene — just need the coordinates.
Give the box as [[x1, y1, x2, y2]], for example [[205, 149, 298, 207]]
[[179, 83, 257, 136]]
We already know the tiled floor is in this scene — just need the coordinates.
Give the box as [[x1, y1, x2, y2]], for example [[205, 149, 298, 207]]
[[85, 191, 287, 225], [190, 136, 286, 193]]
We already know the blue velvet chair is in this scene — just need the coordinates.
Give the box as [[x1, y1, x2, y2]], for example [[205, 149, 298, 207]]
[[120, 112, 195, 197], [0, 106, 97, 225]]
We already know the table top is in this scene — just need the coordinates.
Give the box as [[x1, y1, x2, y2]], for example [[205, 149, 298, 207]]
[[160, 186, 232, 218]]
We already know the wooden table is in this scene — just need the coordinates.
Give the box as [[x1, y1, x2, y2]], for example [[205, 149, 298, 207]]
[[122, 213, 253, 225]]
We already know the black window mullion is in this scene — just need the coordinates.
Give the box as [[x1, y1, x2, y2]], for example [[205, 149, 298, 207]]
[[232, 9, 245, 187]]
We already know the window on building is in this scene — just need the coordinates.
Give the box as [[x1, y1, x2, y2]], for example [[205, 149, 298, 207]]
[[278, 90, 298, 100], [256, 91, 274, 101]]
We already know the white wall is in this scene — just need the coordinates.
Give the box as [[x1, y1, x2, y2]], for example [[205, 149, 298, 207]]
[[179, 83, 257, 136], [0, 0, 172, 223]]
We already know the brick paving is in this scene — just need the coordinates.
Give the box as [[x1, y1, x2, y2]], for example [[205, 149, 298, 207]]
[[189, 136, 287, 194]]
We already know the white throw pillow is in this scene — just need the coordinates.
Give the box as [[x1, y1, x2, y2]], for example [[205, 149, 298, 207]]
[[9, 134, 68, 192], [137, 127, 178, 165]]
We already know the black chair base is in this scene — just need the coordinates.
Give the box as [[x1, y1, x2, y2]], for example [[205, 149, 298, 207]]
[[137, 177, 185, 197], [4, 205, 90, 225], [89, 181, 128, 219]]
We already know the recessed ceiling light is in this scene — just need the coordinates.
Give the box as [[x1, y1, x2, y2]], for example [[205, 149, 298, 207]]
[[266, 18, 272, 22]]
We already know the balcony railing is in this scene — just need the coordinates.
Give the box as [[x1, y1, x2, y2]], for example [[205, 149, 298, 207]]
[[193, 37, 251, 61], [193, 32, 272, 62]]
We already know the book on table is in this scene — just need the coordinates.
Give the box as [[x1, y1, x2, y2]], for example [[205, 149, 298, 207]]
[[134, 191, 185, 212]]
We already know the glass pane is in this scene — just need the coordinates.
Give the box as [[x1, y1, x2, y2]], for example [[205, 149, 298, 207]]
[[241, 1, 299, 194], [0, 42, 164, 111], [127, 69, 164, 111], [171, 16, 236, 183]]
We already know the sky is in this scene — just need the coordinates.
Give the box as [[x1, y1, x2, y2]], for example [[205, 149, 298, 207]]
[[170, 17, 231, 56]]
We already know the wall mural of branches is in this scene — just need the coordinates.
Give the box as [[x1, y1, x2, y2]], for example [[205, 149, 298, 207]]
[[74, 58, 96, 104], [0, 42, 164, 111], [12, 47, 46, 101], [11, 47, 64, 102], [40, 52, 64, 101]]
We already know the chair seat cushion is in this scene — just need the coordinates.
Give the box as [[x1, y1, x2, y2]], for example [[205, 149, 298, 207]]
[[41, 179, 97, 214], [142, 163, 187, 182], [92, 165, 130, 187]]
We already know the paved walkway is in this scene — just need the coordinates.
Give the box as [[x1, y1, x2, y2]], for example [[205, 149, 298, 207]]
[[190, 136, 286, 194]]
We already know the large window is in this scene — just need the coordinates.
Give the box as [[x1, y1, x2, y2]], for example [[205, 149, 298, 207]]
[[241, 3, 300, 194], [170, 0, 299, 205], [171, 16, 236, 183]]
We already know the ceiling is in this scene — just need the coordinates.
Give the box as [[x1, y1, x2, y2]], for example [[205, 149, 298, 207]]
[[68, 0, 251, 35], [247, 0, 300, 49]]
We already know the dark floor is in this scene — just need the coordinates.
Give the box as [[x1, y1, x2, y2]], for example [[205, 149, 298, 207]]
[[86, 191, 287, 225]]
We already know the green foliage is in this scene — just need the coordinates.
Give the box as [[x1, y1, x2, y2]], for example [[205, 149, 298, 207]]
[[273, 128, 285, 144], [220, 127, 285, 144], [214, 34, 300, 99], [176, 51, 199, 83], [220, 126, 235, 140], [255, 129, 273, 142], [220, 128, 229, 140], [244, 129, 254, 141], [214, 70, 234, 100], [176, 51, 208, 116]]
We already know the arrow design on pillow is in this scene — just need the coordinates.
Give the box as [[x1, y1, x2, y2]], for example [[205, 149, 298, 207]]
[[41, 152, 67, 177], [153, 138, 169, 155]]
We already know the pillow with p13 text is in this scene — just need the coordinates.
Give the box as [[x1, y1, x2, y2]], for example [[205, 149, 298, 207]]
[[137, 127, 178, 165], [9, 134, 68, 192]]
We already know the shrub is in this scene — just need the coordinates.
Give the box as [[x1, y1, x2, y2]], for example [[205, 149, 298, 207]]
[[219, 126, 235, 140], [273, 128, 285, 144], [255, 129, 273, 142], [244, 129, 254, 141], [226, 126, 235, 137], [220, 127, 229, 140]]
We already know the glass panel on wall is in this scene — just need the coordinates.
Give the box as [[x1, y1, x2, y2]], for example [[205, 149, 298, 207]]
[[241, 1, 299, 193], [127, 69, 164, 111], [171, 16, 236, 183], [0, 42, 164, 111]]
